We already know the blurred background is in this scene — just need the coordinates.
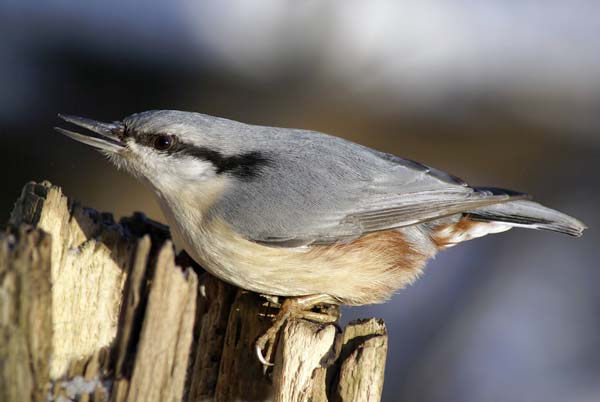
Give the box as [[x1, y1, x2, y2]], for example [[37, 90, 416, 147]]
[[2, 1, 599, 401]]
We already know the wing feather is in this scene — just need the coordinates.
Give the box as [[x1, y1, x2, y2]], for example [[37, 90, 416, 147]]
[[210, 126, 528, 247], [327, 190, 525, 242], [253, 190, 527, 247]]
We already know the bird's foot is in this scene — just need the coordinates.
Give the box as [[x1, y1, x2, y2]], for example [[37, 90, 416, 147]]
[[255, 294, 339, 369]]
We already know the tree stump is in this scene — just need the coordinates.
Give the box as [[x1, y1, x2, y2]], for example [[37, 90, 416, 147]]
[[0, 181, 388, 402]]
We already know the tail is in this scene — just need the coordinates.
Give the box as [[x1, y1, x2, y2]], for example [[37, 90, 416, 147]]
[[467, 187, 587, 237]]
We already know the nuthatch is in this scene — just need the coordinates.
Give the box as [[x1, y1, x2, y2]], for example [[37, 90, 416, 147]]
[[55, 110, 586, 365]]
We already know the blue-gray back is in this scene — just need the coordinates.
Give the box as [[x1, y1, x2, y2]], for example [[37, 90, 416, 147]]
[[206, 123, 510, 246]]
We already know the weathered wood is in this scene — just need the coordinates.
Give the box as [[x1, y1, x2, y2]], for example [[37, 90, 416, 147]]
[[335, 319, 388, 402], [9, 181, 136, 380], [114, 242, 198, 402], [0, 226, 53, 402], [1, 181, 389, 402], [186, 274, 237, 400], [214, 291, 274, 401], [272, 320, 338, 401]]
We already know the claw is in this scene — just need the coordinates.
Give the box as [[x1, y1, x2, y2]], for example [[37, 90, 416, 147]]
[[253, 294, 339, 368], [255, 318, 280, 369], [255, 343, 274, 367]]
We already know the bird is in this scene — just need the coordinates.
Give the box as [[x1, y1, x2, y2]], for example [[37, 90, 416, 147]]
[[55, 110, 586, 366]]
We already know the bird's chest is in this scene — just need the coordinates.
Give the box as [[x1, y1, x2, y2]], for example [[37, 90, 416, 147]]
[[154, 180, 241, 271], [156, 194, 293, 294]]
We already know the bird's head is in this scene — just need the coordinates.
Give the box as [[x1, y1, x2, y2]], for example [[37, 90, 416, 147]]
[[55, 110, 272, 194]]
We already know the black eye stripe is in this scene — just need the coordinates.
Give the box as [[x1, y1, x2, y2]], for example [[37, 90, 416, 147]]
[[126, 128, 271, 179], [170, 142, 272, 178]]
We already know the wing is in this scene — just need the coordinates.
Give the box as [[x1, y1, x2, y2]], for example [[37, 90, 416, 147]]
[[340, 190, 521, 236], [209, 127, 525, 247]]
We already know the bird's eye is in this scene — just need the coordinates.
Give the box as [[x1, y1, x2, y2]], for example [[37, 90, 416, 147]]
[[153, 134, 176, 151]]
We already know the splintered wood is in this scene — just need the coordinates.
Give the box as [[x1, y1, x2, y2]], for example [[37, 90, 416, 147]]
[[0, 181, 388, 402]]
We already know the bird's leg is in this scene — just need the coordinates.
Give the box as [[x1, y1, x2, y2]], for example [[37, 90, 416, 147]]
[[255, 293, 340, 367]]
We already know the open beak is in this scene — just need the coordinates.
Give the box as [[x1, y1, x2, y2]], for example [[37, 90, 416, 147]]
[[54, 114, 126, 153]]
